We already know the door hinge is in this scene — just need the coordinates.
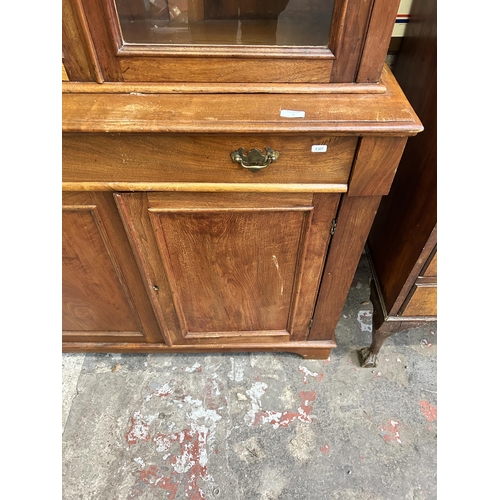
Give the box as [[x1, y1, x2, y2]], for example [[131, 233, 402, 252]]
[[308, 318, 314, 330], [330, 219, 337, 236]]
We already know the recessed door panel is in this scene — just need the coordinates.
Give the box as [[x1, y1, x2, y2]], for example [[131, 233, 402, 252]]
[[153, 209, 305, 334], [62, 210, 139, 332]]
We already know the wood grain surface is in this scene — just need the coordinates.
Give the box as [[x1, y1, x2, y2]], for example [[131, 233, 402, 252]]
[[63, 182, 348, 193], [366, 0, 436, 316], [356, 0, 400, 82], [62, 81, 387, 95], [62, 192, 164, 343], [422, 250, 437, 277], [309, 195, 382, 341], [328, 0, 374, 82], [62, 0, 103, 82], [62, 66, 422, 135], [119, 57, 333, 83], [62, 134, 357, 185], [348, 137, 408, 196], [401, 285, 437, 317], [115, 192, 339, 344]]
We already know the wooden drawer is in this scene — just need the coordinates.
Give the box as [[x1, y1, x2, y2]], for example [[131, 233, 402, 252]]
[[422, 250, 437, 277], [401, 285, 437, 317], [62, 134, 357, 187]]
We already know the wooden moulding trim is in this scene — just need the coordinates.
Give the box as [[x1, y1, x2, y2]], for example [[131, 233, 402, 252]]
[[62, 81, 387, 94], [62, 122, 421, 135], [63, 331, 144, 338], [62, 340, 337, 353], [148, 207, 314, 213], [62, 182, 349, 193], [375, 315, 437, 322], [118, 45, 335, 60], [184, 330, 290, 340], [415, 276, 437, 285]]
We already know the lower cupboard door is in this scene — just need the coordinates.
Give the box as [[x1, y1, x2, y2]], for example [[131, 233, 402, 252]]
[[62, 192, 164, 344], [114, 192, 340, 346]]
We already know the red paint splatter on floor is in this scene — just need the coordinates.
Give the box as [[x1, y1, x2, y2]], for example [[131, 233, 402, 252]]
[[202, 380, 227, 411], [320, 444, 331, 454], [128, 426, 212, 499], [380, 420, 402, 444], [253, 391, 316, 428], [130, 465, 178, 498], [126, 414, 152, 445], [152, 428, 211, 500], [420, 400, 437, 422]]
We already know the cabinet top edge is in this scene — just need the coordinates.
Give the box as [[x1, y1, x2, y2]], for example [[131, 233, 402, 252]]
[[62, 66, 423, 135]]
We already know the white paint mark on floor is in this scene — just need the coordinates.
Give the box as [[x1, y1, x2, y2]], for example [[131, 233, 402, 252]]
[[126, 411, 156, 444], [244, 382, 268, 426], [185, 362, 202, 372], [184, 395, 222, 428], [228, 357, 245, 382], [298, 366, 321, 384], [357, 310, 373, 332], [244, 382, 315, 429], [145, 382, 173, 401]]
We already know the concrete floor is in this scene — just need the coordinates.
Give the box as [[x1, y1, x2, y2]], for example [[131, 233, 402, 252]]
[[62, 255, 437, 500]]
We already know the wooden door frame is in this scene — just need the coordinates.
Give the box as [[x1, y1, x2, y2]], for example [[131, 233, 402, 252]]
[[63, 0, 400, 83]]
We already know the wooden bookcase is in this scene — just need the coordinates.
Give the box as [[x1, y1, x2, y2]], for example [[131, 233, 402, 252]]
[[62, 0, 422, 359]]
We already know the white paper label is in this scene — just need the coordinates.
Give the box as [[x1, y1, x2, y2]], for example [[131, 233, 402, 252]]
[[311, 145, 328, 153], [280, 109, 306, 118]]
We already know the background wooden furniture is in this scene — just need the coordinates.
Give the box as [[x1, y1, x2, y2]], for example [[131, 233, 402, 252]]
[[360, 0, 437, 367], [62, 0, 422, 359]]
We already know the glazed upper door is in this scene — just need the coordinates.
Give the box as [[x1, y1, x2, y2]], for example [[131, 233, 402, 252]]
[[114, 192, 340, 346], [116, 0, 333, 46], [63, 0, 400, 83], [62, 192, 165, 343]]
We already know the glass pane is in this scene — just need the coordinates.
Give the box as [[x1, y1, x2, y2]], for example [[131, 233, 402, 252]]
[[115, 0, 335, 46]]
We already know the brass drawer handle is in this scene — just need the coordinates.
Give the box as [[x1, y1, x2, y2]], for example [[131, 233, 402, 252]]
[[230, 147, 279, 173]]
